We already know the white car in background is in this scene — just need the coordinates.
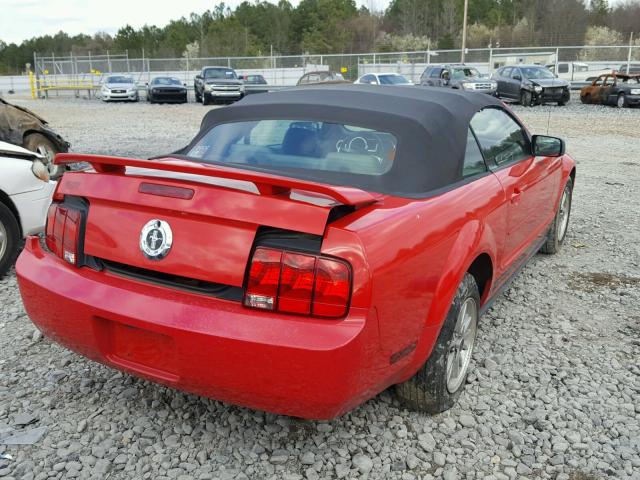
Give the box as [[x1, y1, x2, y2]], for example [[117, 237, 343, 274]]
[[100, 75, 140, 102], [354, 72, 414, 85], [0, 142, 55, 277]]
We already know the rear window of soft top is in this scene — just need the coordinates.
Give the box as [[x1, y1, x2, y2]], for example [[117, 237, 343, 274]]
[[186, 119, 398, 176]]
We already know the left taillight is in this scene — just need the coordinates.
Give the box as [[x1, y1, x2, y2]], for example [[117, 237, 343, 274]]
[[45, 203, 82, 266], [243, 247, 352, 318]]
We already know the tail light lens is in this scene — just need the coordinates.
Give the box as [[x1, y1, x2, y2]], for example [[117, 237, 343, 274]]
[[244, 247, 351, 318], [45, 203, 82, 265]]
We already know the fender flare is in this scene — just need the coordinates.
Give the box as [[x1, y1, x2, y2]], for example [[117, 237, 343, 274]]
[[402, 218, 497, 379], [22, 129, 68, 153]]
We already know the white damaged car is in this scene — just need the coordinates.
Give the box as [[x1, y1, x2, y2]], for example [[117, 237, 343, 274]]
[[0, 141, 56, 277]]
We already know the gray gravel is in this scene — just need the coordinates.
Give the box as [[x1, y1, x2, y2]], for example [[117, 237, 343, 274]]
[[1, 95, 639, 480]]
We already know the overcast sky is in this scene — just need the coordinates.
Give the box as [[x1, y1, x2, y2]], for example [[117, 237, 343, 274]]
[[0, 0, 386, 45]]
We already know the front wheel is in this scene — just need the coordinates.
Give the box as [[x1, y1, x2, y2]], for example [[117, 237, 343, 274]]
[[396, 273, 480, 413], [0, 202, 21, 279], [520, 89, 533, 107], [541, 177, 573, 254], [23, 133, 65, 179], [581, 94, 590, 104]]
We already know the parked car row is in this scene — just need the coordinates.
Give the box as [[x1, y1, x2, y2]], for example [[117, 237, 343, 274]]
[[99, 70, 270, 105]]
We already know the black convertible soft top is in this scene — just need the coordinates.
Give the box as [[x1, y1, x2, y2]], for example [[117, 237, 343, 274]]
[[175, 85, 503, 197]]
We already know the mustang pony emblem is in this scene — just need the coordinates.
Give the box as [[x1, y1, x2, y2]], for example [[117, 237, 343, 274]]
[[140, 219, 173, 260]]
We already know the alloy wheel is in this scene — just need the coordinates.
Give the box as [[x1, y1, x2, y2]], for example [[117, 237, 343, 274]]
[[0, 221, 7, 261], [558, 186, 571, 241], [446, 297, 478, 393]]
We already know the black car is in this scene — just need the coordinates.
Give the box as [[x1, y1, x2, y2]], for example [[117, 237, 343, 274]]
[[147, 77, 188, 104], [0, 97, 70, 178], [419, 65, 497, 95], [492, 65, 570, 106], [239, 74, 269, 95]]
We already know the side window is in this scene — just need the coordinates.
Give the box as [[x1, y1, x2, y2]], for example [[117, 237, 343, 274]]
[[558, 63, 569, 74], [421, 68, 430, 80], [470, 108, 531, 166], [362, 74, 376, 84], [501, 67, 512, 78], [511, 68, 521, 79], [463, 129, 487, 177], [429, 68, 441, 78]]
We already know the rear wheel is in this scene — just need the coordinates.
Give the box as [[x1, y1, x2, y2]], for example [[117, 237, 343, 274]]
[[520, 90, 533, 107], [581, 94, 590, 104], [0, 202, 20, 279], [396, 273, 480, 414], [541, 177, 573, 254], [24, 133, 65, 179], [617, 93, 627, 108]]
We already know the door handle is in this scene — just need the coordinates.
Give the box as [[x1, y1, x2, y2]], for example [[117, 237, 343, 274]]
[[511, 188, 522, 203]]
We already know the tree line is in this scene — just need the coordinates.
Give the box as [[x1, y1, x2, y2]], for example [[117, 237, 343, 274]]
[[1, 0, 639, 74]]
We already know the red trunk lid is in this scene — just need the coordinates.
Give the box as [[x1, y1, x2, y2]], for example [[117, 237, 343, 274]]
[[54, 155, 377, 287]]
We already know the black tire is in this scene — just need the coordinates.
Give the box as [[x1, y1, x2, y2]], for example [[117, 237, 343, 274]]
[[396, 273, 480, 414], [616, 93, 627, 108], [581, 94, 590, 104], [0, 202, 21, 279], [23, 133, 65, 180], [202, 93, 211, 106], [520, 90, 533, 107], [195, 89, 202, 103], [541, 177, 573, 254]]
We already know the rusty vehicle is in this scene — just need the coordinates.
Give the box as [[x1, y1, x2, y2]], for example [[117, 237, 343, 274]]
[[580, 73, 640, 108], [0, 97, 70, 178], [297, 71, 349, 86]]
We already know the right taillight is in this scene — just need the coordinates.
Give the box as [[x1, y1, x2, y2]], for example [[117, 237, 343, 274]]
[[244, 247, 352, 318], [45, 203, 82, 266]]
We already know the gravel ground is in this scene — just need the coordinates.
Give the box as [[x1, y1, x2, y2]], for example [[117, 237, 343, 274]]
[[1, 95, 639, 480]]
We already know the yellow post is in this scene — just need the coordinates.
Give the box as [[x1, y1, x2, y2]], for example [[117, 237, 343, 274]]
[[28, 70, 37, 99]]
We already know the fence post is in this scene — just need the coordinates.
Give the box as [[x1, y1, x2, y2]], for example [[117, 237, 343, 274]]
[[107, 50, 112, 73], [185, 51, 189, 86], [488, 47, 493, 73], [126, 50, 131, 73], [555, 47, 560, 74], [33, 52, 40, 99], [627, 32, 634, 72]]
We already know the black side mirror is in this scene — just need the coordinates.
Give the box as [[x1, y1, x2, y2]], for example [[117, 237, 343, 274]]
[[532, 135, 565, 157], [513, 74, 522, 81], [195, 75, 202, 80]]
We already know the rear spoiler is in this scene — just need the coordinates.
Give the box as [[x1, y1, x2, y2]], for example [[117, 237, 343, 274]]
[[54, 153, 379, 208]]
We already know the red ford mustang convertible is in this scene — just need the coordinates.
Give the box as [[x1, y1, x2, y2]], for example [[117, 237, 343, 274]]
[[17, 86, 575, 419]]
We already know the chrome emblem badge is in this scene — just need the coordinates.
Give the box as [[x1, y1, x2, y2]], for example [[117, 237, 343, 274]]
[[140, 219, 173, 260]]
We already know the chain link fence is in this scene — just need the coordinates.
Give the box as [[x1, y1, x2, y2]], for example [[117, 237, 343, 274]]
[[1, 44, 635, 96]]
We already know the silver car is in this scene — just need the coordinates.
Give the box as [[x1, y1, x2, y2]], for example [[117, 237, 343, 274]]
[[100, 75, 139, 102]]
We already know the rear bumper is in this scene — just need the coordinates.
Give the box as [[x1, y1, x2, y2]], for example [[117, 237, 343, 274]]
[[16, 239, 388, 419], [625, 94, 640, 105]]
